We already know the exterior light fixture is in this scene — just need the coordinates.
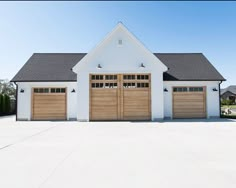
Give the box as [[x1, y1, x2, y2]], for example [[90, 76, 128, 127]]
[[164, 88, 168, 92], [212, 88, 218, 91], [140, 63, 145, 68], [97, 64, 102, 69], [71, 89, 75, 93], [20, 89, 24, 93]]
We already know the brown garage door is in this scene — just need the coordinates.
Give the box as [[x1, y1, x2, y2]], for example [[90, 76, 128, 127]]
[[90, 74, 151, 121], [173, 87, 206, 118], [32, 88, 66, 120]]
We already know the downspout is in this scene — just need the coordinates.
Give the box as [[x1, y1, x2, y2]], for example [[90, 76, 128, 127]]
[[14, 82, 18, 121], [219, 81, 222, 118]]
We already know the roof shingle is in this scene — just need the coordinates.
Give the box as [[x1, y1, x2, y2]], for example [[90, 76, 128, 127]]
[[11, 53, 225, 82]]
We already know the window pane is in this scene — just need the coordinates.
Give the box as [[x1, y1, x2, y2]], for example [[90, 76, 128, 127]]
[[199, 87, 203, 91], [51, 88, 55, 93], [91, 75, 95, 80], [34, 88, 38, 93], [183, 87, 187, 92], [61, 88, 65, 93], [56, 88, 60, 93], [44, 88, 49, 93], [39, 88, 44, 93]]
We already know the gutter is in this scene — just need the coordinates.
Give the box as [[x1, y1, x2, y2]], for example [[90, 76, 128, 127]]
[[13, 82, 18, 121], [219, 81, 223, 118]]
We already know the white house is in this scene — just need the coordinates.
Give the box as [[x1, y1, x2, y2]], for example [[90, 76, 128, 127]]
[[11, 23, 225, 121]]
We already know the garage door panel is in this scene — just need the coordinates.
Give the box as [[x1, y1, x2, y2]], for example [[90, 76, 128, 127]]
[[173, 87, 206, 119], [90, 74, 151, 121], [32, 88, 66, 120]]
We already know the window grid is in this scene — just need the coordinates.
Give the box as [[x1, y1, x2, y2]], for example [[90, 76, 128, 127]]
[[173, 87, 204, 92], [34, 88, 65, 93]]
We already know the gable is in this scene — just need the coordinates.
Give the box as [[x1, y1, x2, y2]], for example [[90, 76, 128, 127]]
[[72, 23, 168, 73]]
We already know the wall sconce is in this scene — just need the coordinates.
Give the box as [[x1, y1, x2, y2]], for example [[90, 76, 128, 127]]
[[212, 88, 218, 91], [71, 89, 75, 93], [20, 89, 24, 93], [164, 88, 168, 92], [140, 63, 145, 68], [97, 64, 102, 69]]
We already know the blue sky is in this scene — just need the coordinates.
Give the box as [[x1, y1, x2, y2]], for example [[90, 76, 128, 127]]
[[0, 1, 235, 88]]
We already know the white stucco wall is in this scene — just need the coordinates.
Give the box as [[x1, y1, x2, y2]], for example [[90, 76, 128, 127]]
[[75, 26, 167, 121], [163, 81, 221, 119], [16, 82, 77, 120]]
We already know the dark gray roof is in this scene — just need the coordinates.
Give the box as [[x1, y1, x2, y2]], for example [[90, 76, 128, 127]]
[[155, 53, 225, 81], [11, 53, 86, 82], [221, 85, 236, 95], [11, 52, 225, 82]]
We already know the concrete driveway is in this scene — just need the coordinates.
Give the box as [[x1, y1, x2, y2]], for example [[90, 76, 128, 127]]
[[0, 116, 236, 188]]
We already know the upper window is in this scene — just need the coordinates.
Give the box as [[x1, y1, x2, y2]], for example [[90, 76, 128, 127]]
[[118, 39, 122, 45]]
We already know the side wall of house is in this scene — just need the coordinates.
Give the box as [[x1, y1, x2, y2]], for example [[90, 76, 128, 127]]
[[16, 82, 77, 120], [163, 81, 221, 118]]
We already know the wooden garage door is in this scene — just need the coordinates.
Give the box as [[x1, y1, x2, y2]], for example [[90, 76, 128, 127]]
[[32, 88, 66, 120], [173, 87, 206, 118], [123, 74, 151, 120], [90, 74, 151, 121]]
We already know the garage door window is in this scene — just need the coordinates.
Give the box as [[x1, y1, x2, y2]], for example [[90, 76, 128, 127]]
[[173, 87, 203, 92], [51, 88, 66, 93], [173, 87, 188, 92], [123, 75, 135, 80], [91, 75, 103, 80], [105, 75, 117, 80], [34, 88, 49, 93], [189, 87, 203, 92]]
